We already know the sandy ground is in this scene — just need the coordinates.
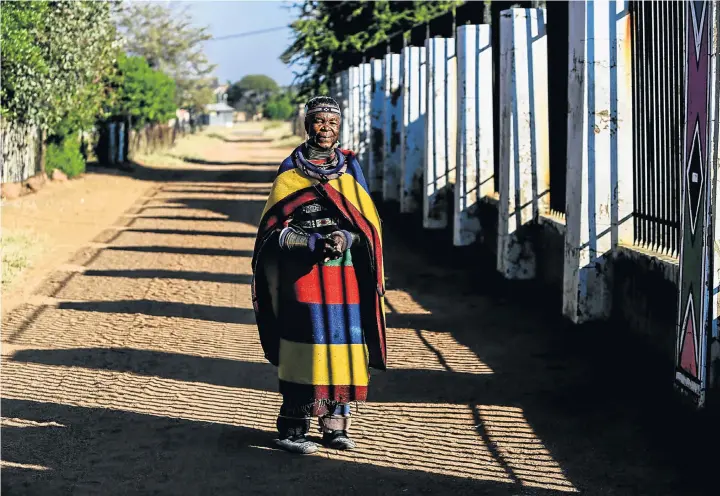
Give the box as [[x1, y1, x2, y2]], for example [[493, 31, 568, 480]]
[[1, 124, 716, 495], [1, 170, 153, 318]]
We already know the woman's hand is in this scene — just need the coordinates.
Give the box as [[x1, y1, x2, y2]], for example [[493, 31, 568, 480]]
[[323, 231, 352, 262]]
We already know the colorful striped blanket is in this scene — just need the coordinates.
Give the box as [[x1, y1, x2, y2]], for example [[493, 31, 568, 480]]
[[252, 148, 387, 411]]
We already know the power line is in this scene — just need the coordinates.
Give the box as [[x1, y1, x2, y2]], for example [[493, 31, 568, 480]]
[[208, 25, 288, 42]]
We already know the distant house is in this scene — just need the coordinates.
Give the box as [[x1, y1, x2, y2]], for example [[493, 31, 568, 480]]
[[201, 85, 234, 127], [202, 102, 234, 127]]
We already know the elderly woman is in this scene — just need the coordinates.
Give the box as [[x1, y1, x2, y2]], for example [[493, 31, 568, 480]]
[[252, 96, 387, 454]]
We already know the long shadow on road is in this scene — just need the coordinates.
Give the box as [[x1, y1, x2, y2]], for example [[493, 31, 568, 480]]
[[3, 152, 718, 496], [2, 398, 559, 496]]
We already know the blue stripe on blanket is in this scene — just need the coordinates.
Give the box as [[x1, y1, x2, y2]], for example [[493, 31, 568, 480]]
[[281, 301, 364, 345]]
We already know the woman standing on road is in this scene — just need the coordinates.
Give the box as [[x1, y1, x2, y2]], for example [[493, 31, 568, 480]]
[[251, 96, 387, 454]]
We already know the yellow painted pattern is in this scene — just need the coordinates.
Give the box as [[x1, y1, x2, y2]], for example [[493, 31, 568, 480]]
[[278, 339, 370, 386]]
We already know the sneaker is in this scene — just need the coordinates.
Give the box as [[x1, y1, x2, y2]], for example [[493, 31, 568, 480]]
[[275, 436, 318, 454], [322, 430, 356, 450]]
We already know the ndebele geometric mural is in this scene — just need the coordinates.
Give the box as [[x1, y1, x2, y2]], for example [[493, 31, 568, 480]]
[[674, 0, 718, 408]]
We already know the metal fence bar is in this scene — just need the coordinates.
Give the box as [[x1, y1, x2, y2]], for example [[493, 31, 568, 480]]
[[631, 0, 684, 255]]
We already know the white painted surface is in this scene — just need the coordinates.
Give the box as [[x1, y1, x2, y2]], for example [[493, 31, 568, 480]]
[[400, 46, 427, 214], [497, 8, 550, 279], [340, 70, 351, 149], [562, 1, 633, 323], [455, 24, 494, 246], [349, 66, 361, 154], [383, 53, 402, 202], [369, 59, 385, 193], [424, 37, 457, 229], [358, 63, 373, 174]]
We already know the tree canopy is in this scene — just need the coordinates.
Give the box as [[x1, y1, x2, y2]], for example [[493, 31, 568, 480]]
[[1, 0, 121, 133], [236, 75, 280, 94], [111, 54, 177, 128], [264, 91, 296, 121], [282, 1, 461, 97], [227, 75, 280, 115], [118, 2, 216, 113]]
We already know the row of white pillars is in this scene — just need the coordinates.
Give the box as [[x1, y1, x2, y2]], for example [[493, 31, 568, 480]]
[[334, 2, 683, 327], [331, 1, 719, 407]]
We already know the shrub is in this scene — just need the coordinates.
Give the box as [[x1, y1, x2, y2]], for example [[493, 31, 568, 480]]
[[264, 93, 295, 121], [45, 133, 85, 178]]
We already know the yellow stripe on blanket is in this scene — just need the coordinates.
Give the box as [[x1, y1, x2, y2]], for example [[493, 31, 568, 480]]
[[278, 340, 370, 386], [261, 169, 382, 242], [262, 169, 314, 218]]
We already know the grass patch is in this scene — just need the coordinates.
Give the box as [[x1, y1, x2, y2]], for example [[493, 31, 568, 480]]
[[1, 230, 42, 289], [263, 121, 284, 131], [272, 134, 304, 149]]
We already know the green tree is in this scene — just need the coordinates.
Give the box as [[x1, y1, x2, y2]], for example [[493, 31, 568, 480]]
[[227, 75, 280, 115], [111, 54, 177, 128], [236, 75, 280, 94], [118, 2, 216, 114], [1, 0, 121, 133], [282, 1, 460, 97], [264, 91, 296, 120]]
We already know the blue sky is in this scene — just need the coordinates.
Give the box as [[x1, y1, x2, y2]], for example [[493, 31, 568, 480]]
[[179, 0, 299, 87]]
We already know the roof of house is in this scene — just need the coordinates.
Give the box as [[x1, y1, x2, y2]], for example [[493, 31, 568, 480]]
[[205, 102, 234, 113]]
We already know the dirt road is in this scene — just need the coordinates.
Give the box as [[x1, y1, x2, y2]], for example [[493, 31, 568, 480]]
[[1, 128, 714, 495]]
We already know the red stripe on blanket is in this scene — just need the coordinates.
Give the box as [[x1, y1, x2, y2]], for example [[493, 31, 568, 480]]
[[259, 189, 318, 237], [294, 265, 360, 304]]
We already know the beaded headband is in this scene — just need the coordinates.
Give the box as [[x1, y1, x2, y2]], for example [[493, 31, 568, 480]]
[[305, 105, 341, 116]]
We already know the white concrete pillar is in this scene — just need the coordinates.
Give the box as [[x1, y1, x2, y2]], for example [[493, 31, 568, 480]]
[[383, 53, 402, 202], [455, 24, 495, 246], [424, 37, 458, 229], [400, 46, 427, 214], [562, 1, 633, 323], [368, 59, 385, 194], [358, 63, 373, 173], [349, 66, 361, 153], [339, 70, 351, 148], [496, 8, 549, 279], [329, 74, 342, 140]]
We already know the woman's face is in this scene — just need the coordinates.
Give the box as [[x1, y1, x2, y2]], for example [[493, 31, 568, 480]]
[[308, 111, 340, 149]]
